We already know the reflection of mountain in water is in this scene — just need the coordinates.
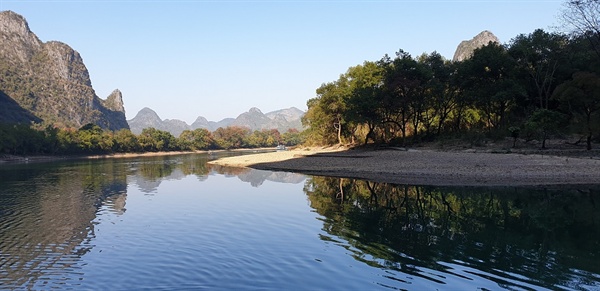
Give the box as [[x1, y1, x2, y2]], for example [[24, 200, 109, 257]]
[[129, 168, 187, 194], [305, 177, 600, 290], [0, 153, 307, 288], [126, 154, 211, 193], [124, 154, 307, 191], [237, 169, 306, 187], [209, 164, 306, 187], [0, 160, 128, 289]]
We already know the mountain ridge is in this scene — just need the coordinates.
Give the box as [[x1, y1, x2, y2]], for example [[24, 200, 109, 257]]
[[128, 107, 305, 136]]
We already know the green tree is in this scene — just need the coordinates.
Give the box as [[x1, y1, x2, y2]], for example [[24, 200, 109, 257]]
[[113, 129, 139, 152], [345, 61, 385, 144], [418, 52, 459, 136], [303, 76, 352, 145], [0, 124, 15, 154], [281, 128, 304, 146], [509, 29, 569, 109], [245, 129, 280, 148], [380, 50, 430, 144], [138, 127, 177, 152], [460, 43, 524, 132], [40, 125, 60, 154], [98, 131, 115, 153], [213, 126, 250, 149], [553, 71, 600, 149], [525, 109, 567, 149], [77, 123, 104, 153], [178, 128, 214, 150], [56, 128, 78, 154]]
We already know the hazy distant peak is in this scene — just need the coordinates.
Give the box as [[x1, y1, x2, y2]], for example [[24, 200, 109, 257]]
[[193, 116, 209, 124], [139, 107, 158, 114], [265, 107, 305, 120], [248, 107, 263, 114], [132, 107, 161, 120]]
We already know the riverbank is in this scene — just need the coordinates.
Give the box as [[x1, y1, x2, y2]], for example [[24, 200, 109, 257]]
[[207, 145, 600, 186], [0, 148, 273, 165]]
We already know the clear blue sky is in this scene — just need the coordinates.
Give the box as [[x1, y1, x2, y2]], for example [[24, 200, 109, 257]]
[[1, 0, 564, 123]]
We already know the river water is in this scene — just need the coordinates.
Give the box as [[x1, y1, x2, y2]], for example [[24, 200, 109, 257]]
[[0, 152, 599, 290]]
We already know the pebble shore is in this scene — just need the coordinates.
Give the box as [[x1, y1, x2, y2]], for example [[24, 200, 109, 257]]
[[208, 147, 600, 186]]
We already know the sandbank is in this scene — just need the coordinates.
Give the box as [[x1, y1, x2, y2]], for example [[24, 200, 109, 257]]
[[207, 146, 600, 186]]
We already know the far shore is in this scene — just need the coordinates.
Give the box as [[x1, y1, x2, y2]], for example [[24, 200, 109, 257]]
[[207, 145, 600, 187], [0, 148, 275, 165], [5, 143, 600, 187]]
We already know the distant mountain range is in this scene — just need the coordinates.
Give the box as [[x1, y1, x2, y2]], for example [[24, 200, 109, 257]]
[[0, 9, 497, 135], [128, 107, 305, 136]]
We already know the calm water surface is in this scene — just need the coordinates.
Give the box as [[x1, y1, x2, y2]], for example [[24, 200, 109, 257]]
[[0, 153, 599, 290]]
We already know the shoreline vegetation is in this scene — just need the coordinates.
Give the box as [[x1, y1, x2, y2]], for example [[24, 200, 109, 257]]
[[0, 148, 271, 164]]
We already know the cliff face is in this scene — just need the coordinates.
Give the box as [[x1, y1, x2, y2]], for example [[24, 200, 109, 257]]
[[0, 11, 128, 130], [453, 30, 500, 62]]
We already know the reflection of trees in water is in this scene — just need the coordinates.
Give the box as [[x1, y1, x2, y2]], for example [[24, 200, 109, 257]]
[[304, 177, 600, 289], [0, 160, 128, 289]]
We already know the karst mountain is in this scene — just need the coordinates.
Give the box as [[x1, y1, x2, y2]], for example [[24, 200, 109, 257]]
[[0, 10, 128, 130]]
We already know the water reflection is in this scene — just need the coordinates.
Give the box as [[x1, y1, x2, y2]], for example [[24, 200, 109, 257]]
[[304, 177, 600, 290], [1, 153, 599, 290], [0, 160, 127, 289], [127, 154, 306, 194], [0, 153, 305, 288]]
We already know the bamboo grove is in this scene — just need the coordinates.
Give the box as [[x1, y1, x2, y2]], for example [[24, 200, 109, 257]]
[[302, 23, 600, 149]]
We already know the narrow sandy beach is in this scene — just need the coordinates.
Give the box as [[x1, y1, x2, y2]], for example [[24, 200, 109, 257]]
[[208, 147, 600, 186]]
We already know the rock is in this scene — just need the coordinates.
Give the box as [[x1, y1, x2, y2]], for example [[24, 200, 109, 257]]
[[453, 30, 500, 62], [0, 11, 128, 130], [104, 89, 125, 112]]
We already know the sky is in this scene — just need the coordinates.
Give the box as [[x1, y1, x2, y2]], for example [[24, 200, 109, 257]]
[[0, 0, 565, 123]]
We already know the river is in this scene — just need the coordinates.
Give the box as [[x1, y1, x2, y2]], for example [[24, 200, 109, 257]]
[[0, 152, 599, 290]]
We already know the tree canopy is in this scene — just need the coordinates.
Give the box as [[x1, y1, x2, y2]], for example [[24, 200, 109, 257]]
[[302, 25, 600, 149]]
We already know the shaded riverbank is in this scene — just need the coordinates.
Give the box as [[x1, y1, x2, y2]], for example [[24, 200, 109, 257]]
[[208, 146, 600, 186]]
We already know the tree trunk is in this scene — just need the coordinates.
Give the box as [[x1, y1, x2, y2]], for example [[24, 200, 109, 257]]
[[337, 121, 342, 145], [542, 132, 547, 149], [587, 113, 593, 150], [365, 124, 375, 145]]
